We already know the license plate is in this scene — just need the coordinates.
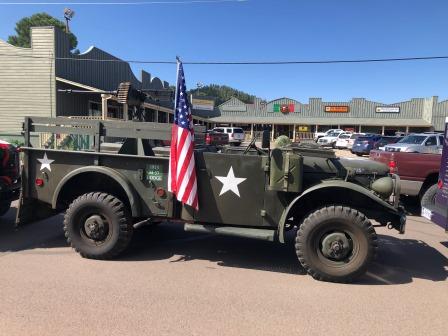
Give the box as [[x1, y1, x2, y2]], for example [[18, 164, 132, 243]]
[[421, 207, 432, 220]]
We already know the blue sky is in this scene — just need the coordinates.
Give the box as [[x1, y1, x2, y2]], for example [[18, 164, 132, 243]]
[[0, 0, 447, 102]]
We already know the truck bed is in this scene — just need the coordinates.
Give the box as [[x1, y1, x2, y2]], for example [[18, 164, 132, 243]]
[[369, 150, 441, 196]]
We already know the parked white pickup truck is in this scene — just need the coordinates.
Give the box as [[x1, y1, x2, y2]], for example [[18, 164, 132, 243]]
[[314, 129, 343, 142]]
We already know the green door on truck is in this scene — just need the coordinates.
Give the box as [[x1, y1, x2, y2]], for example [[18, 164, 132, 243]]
[[194, 152, 265, 227]]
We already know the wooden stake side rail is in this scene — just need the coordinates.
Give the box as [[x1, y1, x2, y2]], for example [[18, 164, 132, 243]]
[[23, 117, 206, 151]]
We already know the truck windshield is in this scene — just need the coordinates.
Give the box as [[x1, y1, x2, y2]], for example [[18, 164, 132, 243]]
[[398, 135, 426, 145], [339, 134, 350, 139], [327, 132, 340, 137]]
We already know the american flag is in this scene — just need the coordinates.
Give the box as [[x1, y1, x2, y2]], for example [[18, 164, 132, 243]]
[[168, 60, 199, 210]]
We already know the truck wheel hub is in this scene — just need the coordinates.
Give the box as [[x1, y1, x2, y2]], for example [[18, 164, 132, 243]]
[[84, 215, 107, 240], [321, 232, 351, 260]]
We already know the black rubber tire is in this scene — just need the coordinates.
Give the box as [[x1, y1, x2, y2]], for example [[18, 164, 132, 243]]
[[420, 184, 438, 209], [356, 153, 363, 157], [63, 192, 133, 259], [295, 205, 377, 283], [0, 201, 11, 217]]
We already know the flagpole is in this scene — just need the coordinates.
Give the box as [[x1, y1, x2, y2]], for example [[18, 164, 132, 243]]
[[174, 56, 181, 114], [168, 57, 181, 194]]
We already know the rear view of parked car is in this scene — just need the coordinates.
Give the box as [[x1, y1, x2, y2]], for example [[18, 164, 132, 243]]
[[351, 134, 382, 156], [346, 133, 363, 150], [0, 140, 21, 217], [212, 127, 245, 146], [335, 132, 354, 149], [385, 133, 443, 154], [205, 130, 229, 147]]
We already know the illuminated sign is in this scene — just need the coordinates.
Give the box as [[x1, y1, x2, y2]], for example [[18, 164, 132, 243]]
[[325, 106, 349, 113], [376, 106, 400, 113], [297, 126, 309, 132]]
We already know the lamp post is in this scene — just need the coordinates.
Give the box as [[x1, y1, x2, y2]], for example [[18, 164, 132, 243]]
[[64, 8, 75, 33]]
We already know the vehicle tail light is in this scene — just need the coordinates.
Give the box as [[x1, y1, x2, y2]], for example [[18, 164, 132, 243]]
[[362, 141, 369, 144], [388, 160, 396, 173], [205, 134, 211, 144], [35, 178, 44, 187], [156, 187, 166, 198], [438, 179, 443, 189]]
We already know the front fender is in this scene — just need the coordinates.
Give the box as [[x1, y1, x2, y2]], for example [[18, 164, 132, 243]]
[[278, 181, 403, 243], [51, 166, 140, 216]]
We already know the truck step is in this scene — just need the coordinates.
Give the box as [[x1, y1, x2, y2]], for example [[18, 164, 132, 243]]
[[184, 223, 276, 242]]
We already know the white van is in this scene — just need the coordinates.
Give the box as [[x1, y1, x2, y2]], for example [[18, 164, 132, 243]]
[[212, 127, 245, 146]]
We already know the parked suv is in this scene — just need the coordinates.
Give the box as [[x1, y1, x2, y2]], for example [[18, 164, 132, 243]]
[[212, 127, 245, 146], [351, 134, 382, 156], [0, 140, 21, 217], [385, 133, 443, 154], [335, 132, 356, 149]]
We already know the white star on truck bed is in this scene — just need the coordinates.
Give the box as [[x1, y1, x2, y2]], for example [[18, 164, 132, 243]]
[[215, 166, 246, 197], [37, 153, 54, 172]]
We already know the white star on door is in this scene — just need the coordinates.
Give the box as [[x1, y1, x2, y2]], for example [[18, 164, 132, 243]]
[[37, 153, 54, 172], [215, 166, 246, 197]]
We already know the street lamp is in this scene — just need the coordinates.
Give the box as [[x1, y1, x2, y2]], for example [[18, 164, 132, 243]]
[[64, 8, 75, 33]]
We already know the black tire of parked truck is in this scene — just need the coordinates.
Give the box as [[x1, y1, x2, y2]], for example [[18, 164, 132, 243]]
[[0, 201, 11, 217], [63, 192, 133, 260], [295, 205, 378, 283], [420, 184, 438, 209]]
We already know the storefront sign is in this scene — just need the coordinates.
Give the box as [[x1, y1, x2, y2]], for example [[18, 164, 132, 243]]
[[221, 105, 247, 112], [274, 103, 295, 113], [376, 106, 400, 113], [325, 106, 349, 113], [192, 98, 215, 111], [297, 126, 309, 132]]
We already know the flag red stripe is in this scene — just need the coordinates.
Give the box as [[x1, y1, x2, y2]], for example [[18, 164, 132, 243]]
[[181, 171, 196, 204], [169, 125, 179, 192], [176, 140, 193, 191]]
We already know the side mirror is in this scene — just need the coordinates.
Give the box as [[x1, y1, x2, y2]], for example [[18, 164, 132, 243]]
[[261, 130, 270, 149]]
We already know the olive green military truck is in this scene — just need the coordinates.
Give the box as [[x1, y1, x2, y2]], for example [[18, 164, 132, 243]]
[[17, 117, 406, 283]]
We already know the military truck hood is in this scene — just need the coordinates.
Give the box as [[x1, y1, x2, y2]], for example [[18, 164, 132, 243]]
[[338, 158, 389, 175]]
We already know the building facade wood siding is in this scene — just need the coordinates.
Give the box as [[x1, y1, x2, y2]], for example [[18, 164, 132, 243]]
[[0, 27, 56, 136]]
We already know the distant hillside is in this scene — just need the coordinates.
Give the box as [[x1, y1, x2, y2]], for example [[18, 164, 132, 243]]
[[189, 84, 256, 106]]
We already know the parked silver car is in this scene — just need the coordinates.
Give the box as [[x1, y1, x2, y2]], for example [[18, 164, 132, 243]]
[[384, 133, 443, 154]]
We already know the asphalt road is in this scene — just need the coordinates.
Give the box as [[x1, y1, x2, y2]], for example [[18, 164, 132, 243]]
[[1, 202, 447, 336]]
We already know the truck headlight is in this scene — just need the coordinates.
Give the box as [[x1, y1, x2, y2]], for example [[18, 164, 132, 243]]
[[371, 177, 394, 198]]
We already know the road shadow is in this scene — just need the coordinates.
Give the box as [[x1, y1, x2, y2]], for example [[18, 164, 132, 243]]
[[0, 206, 67, 253], [124, 223, 306, 275], [2, 206, 447, 285], [124, 223, 448, 285], [400, 195, 421, 216], [360, 235, 448, 285]]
